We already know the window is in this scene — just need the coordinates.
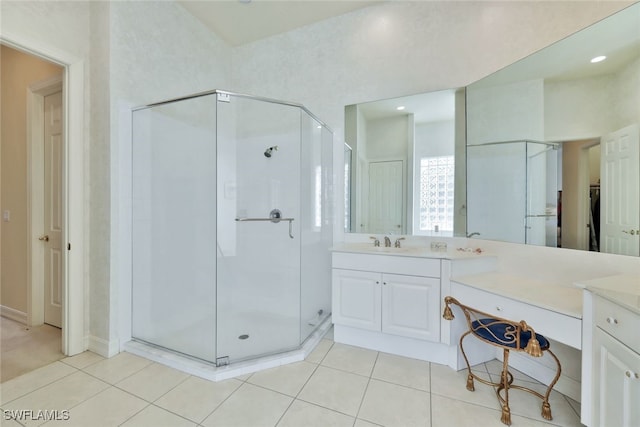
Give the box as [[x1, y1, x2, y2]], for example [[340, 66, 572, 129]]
[[419, 156, 454, 231]]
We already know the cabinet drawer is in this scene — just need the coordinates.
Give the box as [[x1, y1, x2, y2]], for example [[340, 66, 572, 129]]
[[451, 282, 581, 349], [332, 252, 440, 277], [595, 296, 640, 354]]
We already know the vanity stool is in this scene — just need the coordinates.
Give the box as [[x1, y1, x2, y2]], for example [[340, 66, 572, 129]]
[[442, 296, 562, 426]]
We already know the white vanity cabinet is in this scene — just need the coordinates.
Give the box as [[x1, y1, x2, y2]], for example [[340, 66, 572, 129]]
[[331, 269, 381, 331], [591, 296, 640, 427], [332, 252, 441, 343]]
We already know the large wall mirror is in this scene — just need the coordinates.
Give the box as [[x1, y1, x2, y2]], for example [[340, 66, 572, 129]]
[[343, 3, 639, 251], [466, 2, 640, 256], [345, 88, 467, 236]]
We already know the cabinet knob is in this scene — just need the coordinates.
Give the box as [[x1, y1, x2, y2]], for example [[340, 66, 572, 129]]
[[626, 371, 632, 378], [627, 371, 640, 379], [376, 281, 380, 284], [606, 317, 618, 325], [496, 306, 502, 312]]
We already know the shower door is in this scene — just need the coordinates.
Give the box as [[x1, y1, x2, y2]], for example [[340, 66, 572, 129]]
[[132, 95, 217, 362], [216, 94, 301, 364]]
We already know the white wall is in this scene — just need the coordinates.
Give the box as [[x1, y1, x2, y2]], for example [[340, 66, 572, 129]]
[[366, 116, 409, 160], [545, 55, 640, 141], [108, 1, 231, 352], [467, 79, 545, 145], [415, 120, 455, 158], [232, 2, 629, 133], [544, 75, 615, 141], [612, 56, 640, 130]]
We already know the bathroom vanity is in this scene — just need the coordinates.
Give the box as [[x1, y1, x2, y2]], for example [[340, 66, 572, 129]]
[[331, 242, 496, 366], [332, 239, 640, 425], [578, 275, 640, 427]]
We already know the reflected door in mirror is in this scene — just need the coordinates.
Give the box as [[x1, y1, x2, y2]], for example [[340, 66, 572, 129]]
[[368, 160, 403, 233], [601, 124, 640, 256]]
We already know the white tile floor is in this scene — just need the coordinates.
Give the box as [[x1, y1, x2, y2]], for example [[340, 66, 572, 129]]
[[0, 330, 584, 427]]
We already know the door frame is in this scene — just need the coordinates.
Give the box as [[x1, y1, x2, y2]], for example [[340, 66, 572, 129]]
[[579, 140, 601, 251], [2, 34, 86, 356], [27, 76, 63, 327]]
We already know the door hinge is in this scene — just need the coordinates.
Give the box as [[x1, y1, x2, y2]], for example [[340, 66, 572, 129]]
[[217, 93, 231, 103], [67, 243, 71, 251], [216, 356, 230, 367]]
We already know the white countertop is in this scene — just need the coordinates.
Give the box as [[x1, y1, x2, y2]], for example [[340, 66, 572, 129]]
[[575, 274, 640, 315], [451, 272, 583, 319], [331, 243, 494, 260]]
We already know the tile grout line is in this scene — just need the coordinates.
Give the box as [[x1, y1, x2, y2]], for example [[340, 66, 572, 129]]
[[352, 350, 379, 425], [0, 362, 80, 406]]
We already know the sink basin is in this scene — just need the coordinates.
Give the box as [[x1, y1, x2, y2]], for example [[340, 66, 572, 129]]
[[337, 244, 422, 255], [369, 246, 414, 253]]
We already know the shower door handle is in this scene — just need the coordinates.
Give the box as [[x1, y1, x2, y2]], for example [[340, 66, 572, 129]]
[[235, 217, 295, 239]]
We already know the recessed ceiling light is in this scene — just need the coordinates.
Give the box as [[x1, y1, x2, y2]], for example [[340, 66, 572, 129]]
[[396, 106, 405, 111], [590, 55, 607, 63]]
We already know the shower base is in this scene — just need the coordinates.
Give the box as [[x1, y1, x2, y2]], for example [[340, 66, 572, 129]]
[[122, 315, 332, 381]]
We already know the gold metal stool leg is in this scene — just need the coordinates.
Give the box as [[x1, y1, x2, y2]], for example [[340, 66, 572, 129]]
[[541, 348, 562, 421], [500, 349, 512, 426], [459, 331, 476, 391]]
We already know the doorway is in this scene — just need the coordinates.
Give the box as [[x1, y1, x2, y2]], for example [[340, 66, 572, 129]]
[[1, 31, 86, 360], [0, 44, 72, 380]]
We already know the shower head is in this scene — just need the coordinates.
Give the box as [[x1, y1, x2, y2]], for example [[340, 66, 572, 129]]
[[264, 146, 278, 158]]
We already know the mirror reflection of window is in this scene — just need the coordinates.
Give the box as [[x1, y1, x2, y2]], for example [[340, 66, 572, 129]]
[[419, 155, 455, 232], [344, 144, 352, 232]]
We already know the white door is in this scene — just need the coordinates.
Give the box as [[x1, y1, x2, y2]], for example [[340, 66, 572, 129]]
[[43, 90, 63, 328], [331, 269, 381, 331], [368, 160, 403, 234], [381, 274, 440, 342], [600, 124, 640, 256]]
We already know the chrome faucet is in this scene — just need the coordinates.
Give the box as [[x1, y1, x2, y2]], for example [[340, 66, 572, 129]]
[[384, 236, 391, 247], [467, 232, 480, 238], [394, 237, 405, 248], [369, 236, 380, 247]]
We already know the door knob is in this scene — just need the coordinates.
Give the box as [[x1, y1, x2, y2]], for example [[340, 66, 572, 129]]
[[38, 235, 49, 242], [622, 230, 637, 235]]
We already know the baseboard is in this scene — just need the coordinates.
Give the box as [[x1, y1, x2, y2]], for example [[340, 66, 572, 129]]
[[0, 305, 28, 324], [87, 335, 120, 358]]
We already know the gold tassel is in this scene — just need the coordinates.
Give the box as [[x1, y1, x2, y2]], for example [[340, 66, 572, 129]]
[[501, 405, 512, 425], [443, 304, 454, 320], [466, 374, 475, 391], [541, 402, 552, 420], [524, 337, 543, 357]]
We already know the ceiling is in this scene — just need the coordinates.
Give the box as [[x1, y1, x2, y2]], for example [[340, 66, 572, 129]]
[[356, 89, 457, 124], [178, 0, 384, 46]]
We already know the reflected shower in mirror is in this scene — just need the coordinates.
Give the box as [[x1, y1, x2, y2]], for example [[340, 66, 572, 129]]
[[466, 3, 640, 256], [345, 88, 467, 236]]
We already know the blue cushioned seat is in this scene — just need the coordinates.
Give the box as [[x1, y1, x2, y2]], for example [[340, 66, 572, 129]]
[[471, 318, 549, 350]]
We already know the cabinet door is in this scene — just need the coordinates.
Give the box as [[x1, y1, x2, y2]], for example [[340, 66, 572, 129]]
[[332, 269, 381, 331], [593, 328, 640, 427], [382, 274, 441, 341]]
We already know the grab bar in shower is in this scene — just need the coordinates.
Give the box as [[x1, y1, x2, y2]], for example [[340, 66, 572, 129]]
[[235, 217, 295, 239]]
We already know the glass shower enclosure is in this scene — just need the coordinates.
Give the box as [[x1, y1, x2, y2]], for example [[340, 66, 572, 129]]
[[131, 91, 333, 366], [466, 140, 559, 246]]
